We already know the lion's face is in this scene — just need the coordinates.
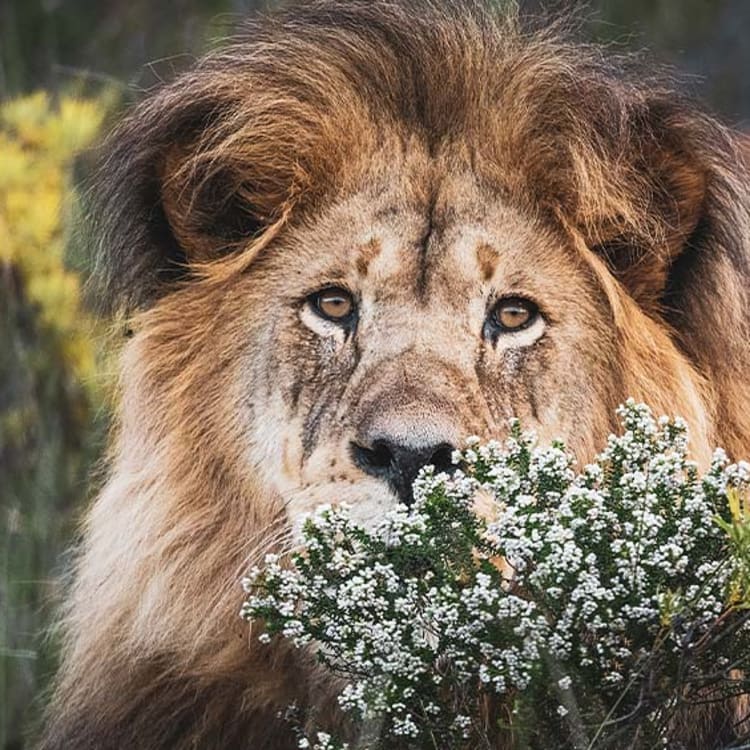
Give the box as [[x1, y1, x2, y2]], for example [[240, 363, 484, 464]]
[[236, 157, 619, 535]]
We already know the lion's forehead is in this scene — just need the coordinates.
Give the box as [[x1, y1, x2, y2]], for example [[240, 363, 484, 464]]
[[279, 165, 584, 311], [248, 163, 606, 451]]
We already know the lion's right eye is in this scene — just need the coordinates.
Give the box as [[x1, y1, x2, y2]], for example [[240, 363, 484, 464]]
[[309, 287, 356, 323]]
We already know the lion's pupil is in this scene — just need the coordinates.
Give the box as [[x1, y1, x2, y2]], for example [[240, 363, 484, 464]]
[[319, 292, 352, 319], [503, 307, 527, 325], [496, 300, 533, 330]]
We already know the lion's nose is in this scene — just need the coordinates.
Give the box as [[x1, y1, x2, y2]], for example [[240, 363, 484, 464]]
[[350, 439, 456, 506]]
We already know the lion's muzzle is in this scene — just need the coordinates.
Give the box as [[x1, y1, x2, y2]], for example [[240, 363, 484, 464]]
[[350, 438, 456, 505]]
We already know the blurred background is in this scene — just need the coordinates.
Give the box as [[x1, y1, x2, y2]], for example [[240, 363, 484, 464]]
[[1, 1, 748, 747]]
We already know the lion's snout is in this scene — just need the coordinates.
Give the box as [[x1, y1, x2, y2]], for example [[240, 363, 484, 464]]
[[344, 360, 480, 505], [350, 437, 456, 506]]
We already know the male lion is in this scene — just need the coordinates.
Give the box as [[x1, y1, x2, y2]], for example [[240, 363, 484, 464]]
[[41, 1, 750, 748]]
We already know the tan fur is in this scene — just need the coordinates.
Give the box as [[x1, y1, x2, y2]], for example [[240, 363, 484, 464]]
[[41, 2, 750, 748]]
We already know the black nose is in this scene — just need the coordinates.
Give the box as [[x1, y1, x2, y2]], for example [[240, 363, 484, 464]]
[[351, 439, 457, 506]]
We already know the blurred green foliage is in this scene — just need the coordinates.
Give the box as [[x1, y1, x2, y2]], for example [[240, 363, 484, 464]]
[[0, 91, 111, 750], [3, 1, 750, 123], [0, 0, 266, 98], [586, 0, 750, 122]]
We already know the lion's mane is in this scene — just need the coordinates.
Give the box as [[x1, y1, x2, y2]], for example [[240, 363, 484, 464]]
[[41, 2, 750, 748]]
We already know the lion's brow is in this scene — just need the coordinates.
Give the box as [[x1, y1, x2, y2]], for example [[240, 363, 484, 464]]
[[356, 238, 382, 277], [476, 243, 498, 282]]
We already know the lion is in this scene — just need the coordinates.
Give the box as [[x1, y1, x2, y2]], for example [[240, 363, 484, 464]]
[[40, 1, 750, 748]]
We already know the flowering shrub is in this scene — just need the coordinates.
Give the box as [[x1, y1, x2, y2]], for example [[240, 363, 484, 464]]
[[242, 402, 750, 749]]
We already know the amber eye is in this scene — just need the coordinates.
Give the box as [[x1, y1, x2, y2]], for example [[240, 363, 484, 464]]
[[311, 287, 355, 322], [489, 297, 538, 332]]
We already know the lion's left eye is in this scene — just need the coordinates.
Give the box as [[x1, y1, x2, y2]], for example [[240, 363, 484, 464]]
[[310, 287, 356, 323], [488, 297, 539, 332]]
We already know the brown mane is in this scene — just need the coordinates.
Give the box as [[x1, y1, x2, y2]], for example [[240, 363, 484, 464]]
[[42, 2, 750, 748]]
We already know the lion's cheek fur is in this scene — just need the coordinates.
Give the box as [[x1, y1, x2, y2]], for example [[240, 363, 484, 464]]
[[582, 243, 716, 467], [45, 344, 345, 749]]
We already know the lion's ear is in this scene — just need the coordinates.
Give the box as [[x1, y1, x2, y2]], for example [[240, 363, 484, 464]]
[[583, 124, 708, 309], [157, 144, 276, 264], [576, 103, 750, 455], [89, 81, 299, 316]]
